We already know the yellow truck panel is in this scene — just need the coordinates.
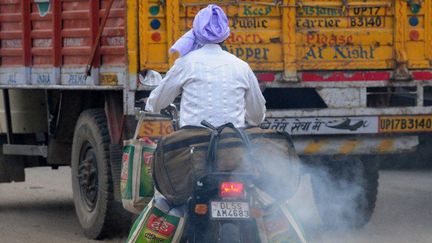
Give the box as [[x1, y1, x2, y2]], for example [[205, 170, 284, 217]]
[[137, 0, 432, 76]]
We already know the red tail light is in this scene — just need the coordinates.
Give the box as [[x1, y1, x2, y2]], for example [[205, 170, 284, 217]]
[[220, 182, 245, 198]]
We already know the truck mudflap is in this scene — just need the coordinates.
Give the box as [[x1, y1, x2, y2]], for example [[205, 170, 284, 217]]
[[292, 136, 418, 156]]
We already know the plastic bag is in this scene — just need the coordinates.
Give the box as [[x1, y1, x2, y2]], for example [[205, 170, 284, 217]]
[[127, 195, 186, 243], [121, 137, 157, 214], [254, 188, 308, 243]]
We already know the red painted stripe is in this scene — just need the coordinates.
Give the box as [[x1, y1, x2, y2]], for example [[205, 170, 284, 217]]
[[0, 13, 21, 22], [302, 71, 391, 82], [100, 46, 125, 55], [21, 0, 31, 67], [0, 49, 23, 56], [412, 71, 432, 80], [61, 11, 89, 19], [53, 0, 62, 67], [30, 13, 53, 20], [90, 0, 100, 68], [32, 48, 53, 55], [30, 30, 54, 38], [62, 29, 91, 37], [0, 31, 21, 39], [256, 73, 275, 82], [62, 47, 91, 55], [256, 71, 432, 82]]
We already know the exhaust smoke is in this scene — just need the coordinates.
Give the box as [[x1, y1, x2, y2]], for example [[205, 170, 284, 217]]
[[254, 151, 375, 241]]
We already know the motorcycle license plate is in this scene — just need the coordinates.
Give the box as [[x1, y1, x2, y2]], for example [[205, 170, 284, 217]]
[[211, 201, 250, 219]]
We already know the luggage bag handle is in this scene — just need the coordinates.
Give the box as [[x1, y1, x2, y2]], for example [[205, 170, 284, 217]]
[[200, 121, 251, 147], [200, 121, 252, 173]]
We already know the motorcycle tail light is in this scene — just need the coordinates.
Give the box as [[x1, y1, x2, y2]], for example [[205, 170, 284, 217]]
[[220, 182, 245, 198], [194, 204, 208, 215]]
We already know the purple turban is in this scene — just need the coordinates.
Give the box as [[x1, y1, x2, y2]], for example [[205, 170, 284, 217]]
[[170, 4, 230, 57]]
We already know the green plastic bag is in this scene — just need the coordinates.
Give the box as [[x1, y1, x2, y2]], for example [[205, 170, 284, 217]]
[[254, 188, 308, 243], [127, 197, 185, 243], [121, 137, 157, 214], [262, 205, 307, 243]]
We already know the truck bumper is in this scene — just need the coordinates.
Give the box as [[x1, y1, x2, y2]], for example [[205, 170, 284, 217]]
[[293, 136, 418, 155]]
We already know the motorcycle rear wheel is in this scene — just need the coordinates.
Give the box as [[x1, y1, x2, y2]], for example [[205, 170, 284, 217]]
[[186, 220, 258, 243], [218, 223, 241, 243]]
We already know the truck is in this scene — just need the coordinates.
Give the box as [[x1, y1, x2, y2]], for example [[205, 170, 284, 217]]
[[0, 0, 429, 239]]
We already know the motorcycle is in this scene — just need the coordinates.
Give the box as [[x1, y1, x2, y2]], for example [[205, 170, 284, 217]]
[[132, 71, 306, 242], [129, 106, 306, 243], [134, 103, 261, 242], [183, 121, 260, 243]]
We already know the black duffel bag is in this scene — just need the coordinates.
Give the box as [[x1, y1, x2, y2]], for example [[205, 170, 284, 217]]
[[152, 123, 301, 206]]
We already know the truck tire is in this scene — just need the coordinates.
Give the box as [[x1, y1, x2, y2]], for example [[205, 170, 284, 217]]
[[311, 158, 378, 229], [71, 109, 128, 239]]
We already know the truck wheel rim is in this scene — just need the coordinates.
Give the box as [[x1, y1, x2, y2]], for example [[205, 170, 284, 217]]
[[78, 142, 99, 212]]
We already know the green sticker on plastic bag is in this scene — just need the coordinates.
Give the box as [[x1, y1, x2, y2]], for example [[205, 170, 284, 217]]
[[121, 145, 135, 200], [128, 205, 182, 243], [139, 145, 155, 198]]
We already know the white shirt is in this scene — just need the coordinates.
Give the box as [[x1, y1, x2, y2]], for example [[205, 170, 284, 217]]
[[145, 44, 266, 128]]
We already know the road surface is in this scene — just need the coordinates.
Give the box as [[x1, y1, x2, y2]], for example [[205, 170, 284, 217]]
[[0, 167, 431, 243]]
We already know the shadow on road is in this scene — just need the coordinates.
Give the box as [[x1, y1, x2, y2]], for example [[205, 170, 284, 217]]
[[0, 200, 75, 213]]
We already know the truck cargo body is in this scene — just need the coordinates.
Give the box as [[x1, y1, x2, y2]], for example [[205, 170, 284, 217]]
[[0, 0, 431, 132], [0, 0, 126, 86], [135, 0, 428, 154], [0, 0, 430, 239]]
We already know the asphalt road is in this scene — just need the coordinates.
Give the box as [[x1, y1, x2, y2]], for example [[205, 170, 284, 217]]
[[0, 167, 431, 243]]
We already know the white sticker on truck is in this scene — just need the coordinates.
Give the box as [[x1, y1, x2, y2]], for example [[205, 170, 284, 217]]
[[261, 117, 379, 135]]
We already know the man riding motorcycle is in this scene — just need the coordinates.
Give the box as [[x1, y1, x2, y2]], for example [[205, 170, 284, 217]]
[[144, 4, 267, 241], [133, 5, 305, 243], [145, 4, 266, 128]]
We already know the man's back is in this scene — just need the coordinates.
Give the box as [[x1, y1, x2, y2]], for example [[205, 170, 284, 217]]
[[179, 44, 264, 127], [146, 44, 266, 128]]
